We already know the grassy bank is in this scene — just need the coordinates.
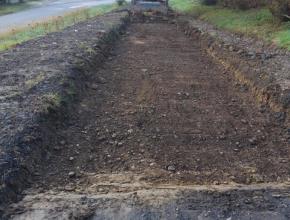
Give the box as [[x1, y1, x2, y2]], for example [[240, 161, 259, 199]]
[[0, 4, 118, 51], [0, 0, 40, 16], [169, 0, 290, 49], [0, 4, 30, 16]]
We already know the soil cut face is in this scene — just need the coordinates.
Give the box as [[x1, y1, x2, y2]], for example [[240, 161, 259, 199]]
[[4, 16, 290, 219]]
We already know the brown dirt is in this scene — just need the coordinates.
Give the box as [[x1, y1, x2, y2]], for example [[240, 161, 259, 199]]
[[4, 15, 290, 219], [31, 19, 290, 189]]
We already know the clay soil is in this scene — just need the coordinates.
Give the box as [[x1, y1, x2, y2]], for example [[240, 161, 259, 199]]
[[4, 16, 290, 219]]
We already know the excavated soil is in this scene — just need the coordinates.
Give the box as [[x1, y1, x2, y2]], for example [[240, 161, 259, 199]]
[[4, 16, 290, 219]]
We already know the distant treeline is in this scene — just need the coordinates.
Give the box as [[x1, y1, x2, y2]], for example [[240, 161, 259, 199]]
[[202, 0, 290, 21], [0, 0, 24, 4]]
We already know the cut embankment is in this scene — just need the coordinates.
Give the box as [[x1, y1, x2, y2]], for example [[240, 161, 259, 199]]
[[176, 14, 290, 125], [170, 1, 290, 117], [0, 10, 129, 214]]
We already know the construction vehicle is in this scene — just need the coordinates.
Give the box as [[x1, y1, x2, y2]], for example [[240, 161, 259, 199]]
[[132, 0, 168, 7]]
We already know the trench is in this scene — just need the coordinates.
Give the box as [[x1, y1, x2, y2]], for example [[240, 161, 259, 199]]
[[4, 14, 290, 219]]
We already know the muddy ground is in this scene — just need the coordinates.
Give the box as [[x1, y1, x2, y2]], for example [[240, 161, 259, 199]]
[[2, 11, 290, 220]]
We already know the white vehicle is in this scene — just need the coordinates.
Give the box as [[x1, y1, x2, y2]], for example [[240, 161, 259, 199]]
[[131, 0, 168, 7]]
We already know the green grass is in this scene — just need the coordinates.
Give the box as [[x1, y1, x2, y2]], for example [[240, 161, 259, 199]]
[[0, 3, 118, 51], [169, 0, 290, 49], [0, 0, 40, 16], [0, 4, 29, 16], [170, 0, 200, 13]]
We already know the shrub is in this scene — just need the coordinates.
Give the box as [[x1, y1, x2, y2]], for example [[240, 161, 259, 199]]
[[116, 0, 125, 6], [269, 0, 290, 21], [201, 0, 217, 5], [218, 0, 267, 10]]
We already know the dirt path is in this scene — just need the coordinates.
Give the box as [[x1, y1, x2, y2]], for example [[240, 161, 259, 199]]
[[5, 18, 290, 219]]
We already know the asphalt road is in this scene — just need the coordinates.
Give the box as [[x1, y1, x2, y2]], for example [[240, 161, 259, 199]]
[[0, 0, 115, 33]]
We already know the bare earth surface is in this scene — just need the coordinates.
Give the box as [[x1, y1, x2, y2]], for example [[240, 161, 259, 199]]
[[4, 18, 290, 219]]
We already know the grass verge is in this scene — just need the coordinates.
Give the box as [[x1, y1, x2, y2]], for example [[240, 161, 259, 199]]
[[0, 4, 118, 51], [169, 0, 290, 49], [0, 0, 40, 16]]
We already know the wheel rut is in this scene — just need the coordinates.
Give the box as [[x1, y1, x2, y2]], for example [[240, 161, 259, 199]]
[[5, 19, 290, 219]]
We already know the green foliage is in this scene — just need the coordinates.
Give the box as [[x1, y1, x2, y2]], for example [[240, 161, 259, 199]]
[[217, 0, 267, 10], [0, 2, 31, 16], [201, 0, 217, 5], [272, 22, 290, 48], [116, 0, 126, 6], [169, 0, 200, 13]]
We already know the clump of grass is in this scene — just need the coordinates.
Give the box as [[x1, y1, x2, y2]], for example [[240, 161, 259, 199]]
[[25, 72, 45, 90], [169, 0, 290, 49], [170, 0, 200, 13], [272, 23, 290, 49], [0, 4, 118, 51], [41, 93, 62, 113]]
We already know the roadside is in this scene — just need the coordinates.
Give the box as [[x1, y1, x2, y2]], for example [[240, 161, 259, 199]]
[[0, 3, 119, 51], [170, 0, 290, 49], [0, 0, 116, 33], [170, 0, 290, 123], [0, 0, 41, 16]]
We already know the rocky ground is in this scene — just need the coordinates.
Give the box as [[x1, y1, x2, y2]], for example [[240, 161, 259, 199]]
[[1, 9, 290, 220]]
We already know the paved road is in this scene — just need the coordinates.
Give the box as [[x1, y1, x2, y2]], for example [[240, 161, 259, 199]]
[[0, 0, 115, 33]]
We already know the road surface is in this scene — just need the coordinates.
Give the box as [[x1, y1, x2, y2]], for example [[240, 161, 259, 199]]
[[0, 0, 115, 33]]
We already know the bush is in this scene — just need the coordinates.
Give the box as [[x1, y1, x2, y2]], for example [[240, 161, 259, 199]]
[[201, 0, 217, 5], [218, 0, 267, 10], [269, 0, 290, 21], [116, 0, 125, 6]]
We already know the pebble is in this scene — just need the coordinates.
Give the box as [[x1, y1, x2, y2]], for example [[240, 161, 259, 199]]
[[248, 137, 258, 145], [98, 136, 106, 141], [167, 165, 176, 172], [241, 119, 247, 124], [53, 146, 61, 151], [237, 49, 243, 54], [68, 171, 76, 178], [98, 188, 106, 192], [69, 157, 74, 161], [64, 185, 75, 191]]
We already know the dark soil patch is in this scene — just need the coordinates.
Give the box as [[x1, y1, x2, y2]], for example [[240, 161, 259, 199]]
[[31, 19, 290, 189]]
